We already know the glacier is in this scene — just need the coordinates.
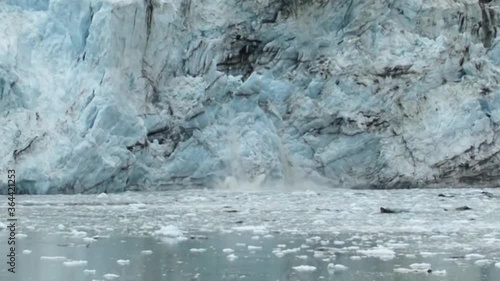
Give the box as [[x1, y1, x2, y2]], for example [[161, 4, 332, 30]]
[[1, 0, 500, 194]]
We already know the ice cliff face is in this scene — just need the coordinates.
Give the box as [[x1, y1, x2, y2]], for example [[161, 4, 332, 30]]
[[2, 0, 500, 194]]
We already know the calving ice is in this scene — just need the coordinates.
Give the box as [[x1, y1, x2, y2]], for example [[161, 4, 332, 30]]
[[1, 0, 500, 193]]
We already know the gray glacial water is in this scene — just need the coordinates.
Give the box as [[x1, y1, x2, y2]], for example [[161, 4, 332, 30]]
[[1, 188, 500, 280], [0, 231, 500, 281]]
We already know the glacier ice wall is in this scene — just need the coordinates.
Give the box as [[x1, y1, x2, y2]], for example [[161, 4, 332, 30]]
[[2, 0, 500, 193]]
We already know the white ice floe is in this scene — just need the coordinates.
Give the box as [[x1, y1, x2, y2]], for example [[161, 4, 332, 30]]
[[495, 262, 500, 269], [154, 225, 183, 237], [116, 259, 130, 265], [280, 248, 301, 255], [327, 263, 348, 273], [465, 254, 486, 260], [274, 252, 285, 258], [433, 270, 447, 276], [141, 250, 153, 255], [40, 256, 67, 261], [313, 251, 325, 259], [222, 248, 234, 254], [474, 259, 491, 267], [232, 226, 267, 232], [419, 252, 438, 257], [83, 269, 96, 275], [394, 268, 413, 274], [358, 247, 395, 261], [70, 230, 87, 239], [409, 263, 431, 270], [0, 222, 6, 230], [350, 256, 361, 260], [154, 225, 187, 243], [103, 273, 120, 280], [236, 243, 246, 247], [227, 254, 238, 261], [83, 237, 96, 243], [63, 260, 88, 267], [296, 255, 308, 260], [190, 248, 207, 253], [292, 265, 317, 272], [22, 250, 32, 254], [248, 246, 262, 251]]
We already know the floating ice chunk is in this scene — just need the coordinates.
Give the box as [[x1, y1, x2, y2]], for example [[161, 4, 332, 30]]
[[155, 225, 183, 237], [83, 269, 96, 275], [232, 225, 266, 232], [281, 248, 301, 254], [296, 255, 308, 260], [394, 268, 413, 274], [251, 236, 260, 240], [57, 224, 65, 230], [358, 247, 395, 261], [227, 254, 238, 261], [141, 250, 153, 255], [333, 241, 345, 245], [350, 256, 361, 260], [474, 259, 491, 267], [83, 237, 96, 243], [465, 254, 486, 260], [190, 248, 207, 253], [40, 256, 67, 261], [305, 236, 322, 244], [63, 260, 88, 267], [222, 248, 234, 254], [0, 222, 6, 230], [17, 234, 28, 239], [116, 259, 130, 265], [430, 235, 448, 240], [97, 193, 108, 199], [22, 250, 32, 254], [409, 263, 431, 270], [274, 252, 285, 258], [495, 262, 500, 268], [332, 264, 348, 271], [155, 225, 187, 243], [405, 254, 416, 258], [236, 243, 246, 247], [312, 220, 326, 225], [263, 234, 274, 239], [248, 246, 262, 251], [277, 244, 286, 248], [433, 270, 447, 276], [70, 230, 87, 238], [420, 252, 437, 257], [292, 265, 316, 272], [103, 273, 120, 280]]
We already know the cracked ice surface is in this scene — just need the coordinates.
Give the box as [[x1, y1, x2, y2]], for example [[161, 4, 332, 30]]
[[2, 0, 500, 193]]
